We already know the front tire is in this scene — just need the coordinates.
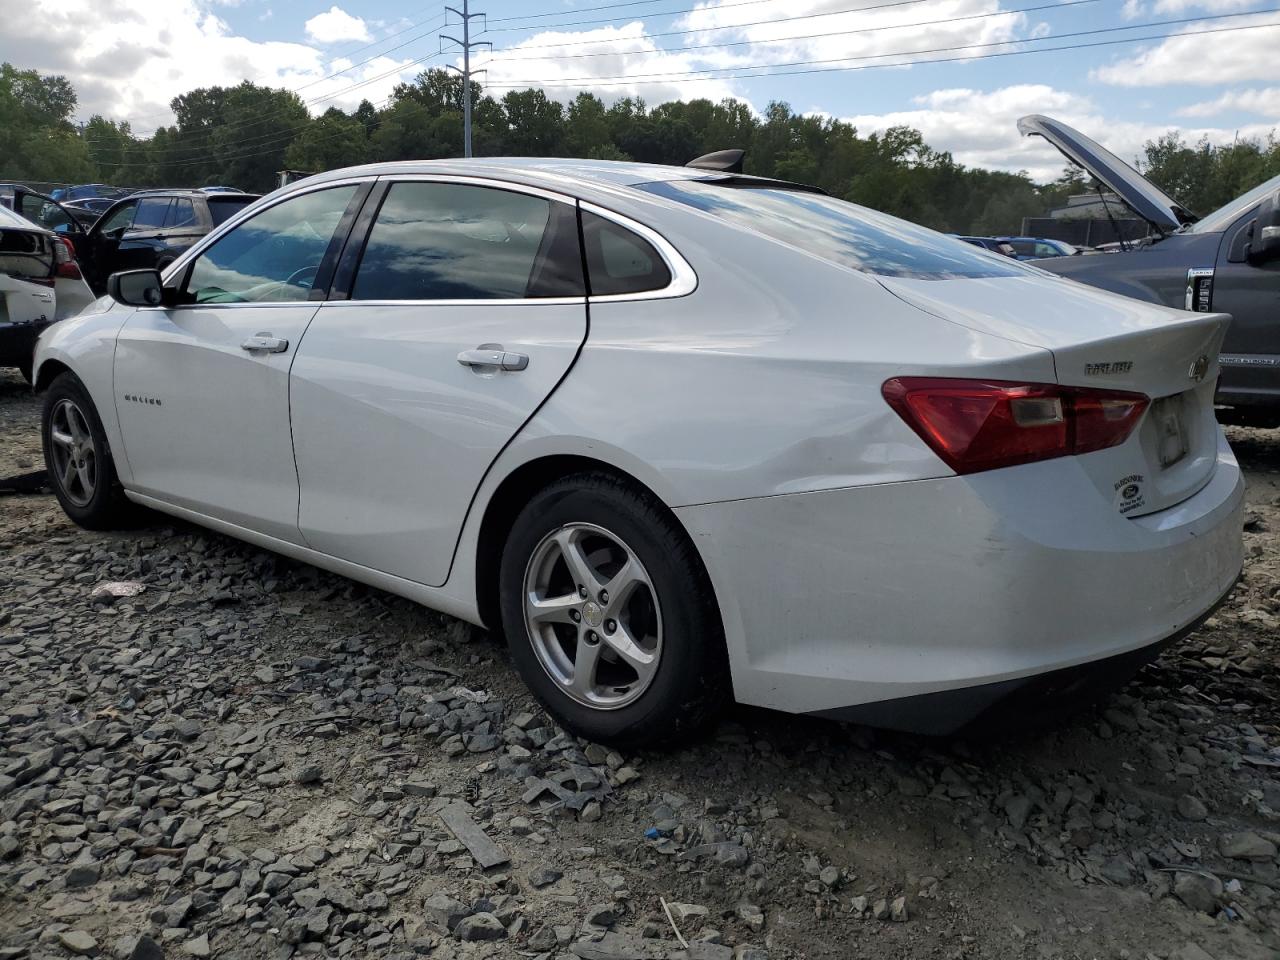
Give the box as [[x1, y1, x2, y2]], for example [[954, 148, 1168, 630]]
[[499, 472, 729, 746], [41, 371, 133, 529]]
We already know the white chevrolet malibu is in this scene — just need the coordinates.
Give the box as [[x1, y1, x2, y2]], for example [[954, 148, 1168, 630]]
[[33, 159, 1244, 743]]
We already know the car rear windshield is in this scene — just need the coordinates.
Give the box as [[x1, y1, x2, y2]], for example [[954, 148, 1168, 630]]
[[208, 197, 257, 226], [0, 228, 53, 280], [637, 180, 1026, 280]]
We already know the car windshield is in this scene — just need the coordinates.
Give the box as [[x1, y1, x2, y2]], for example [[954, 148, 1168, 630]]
[[1189, 172, 1280, 234], [638, 180, 1027, 280]]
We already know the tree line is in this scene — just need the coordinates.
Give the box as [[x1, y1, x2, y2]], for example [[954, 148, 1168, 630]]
[[4, 61, 1279, 235]]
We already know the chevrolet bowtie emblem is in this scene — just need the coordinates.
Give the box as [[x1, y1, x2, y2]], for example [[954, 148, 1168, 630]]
[[1188, 355, 1209, 382]]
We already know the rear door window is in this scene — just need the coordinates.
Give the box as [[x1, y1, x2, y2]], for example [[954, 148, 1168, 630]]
[[165, 199, 198, 228], [351, 182, 583, 300], [132, 198, 172, 231]]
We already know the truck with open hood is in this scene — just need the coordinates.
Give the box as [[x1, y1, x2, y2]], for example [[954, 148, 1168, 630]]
[[1020, 114, 1280, 426]]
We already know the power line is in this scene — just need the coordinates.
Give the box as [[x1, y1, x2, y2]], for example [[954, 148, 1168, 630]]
[[92, 0, 1065, 149], [485, 0, 937, 33], [486, 0, 1100, 62], [481, 16, 1280, 88]]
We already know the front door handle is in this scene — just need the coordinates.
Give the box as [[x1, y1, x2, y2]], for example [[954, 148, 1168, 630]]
[[457, 344, 529, 372], [241, 333, 288, 353]]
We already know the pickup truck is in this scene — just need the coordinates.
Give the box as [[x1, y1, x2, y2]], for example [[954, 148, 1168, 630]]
[[1020, 114, 1280, 427]]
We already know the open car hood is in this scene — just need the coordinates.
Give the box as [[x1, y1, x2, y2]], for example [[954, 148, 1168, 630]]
[[1018, 114, 1196, 233]]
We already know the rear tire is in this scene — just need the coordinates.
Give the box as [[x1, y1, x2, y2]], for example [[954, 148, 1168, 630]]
[[498, 472, 729, 746], [41, 371, 134, 529]]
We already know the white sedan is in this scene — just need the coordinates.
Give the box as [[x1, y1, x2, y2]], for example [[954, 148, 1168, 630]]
[[33, 159, 1244, 743]]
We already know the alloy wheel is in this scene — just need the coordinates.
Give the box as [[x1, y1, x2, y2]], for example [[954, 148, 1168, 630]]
[[522, 522, 663, 710], [48, 398, 97, 508]]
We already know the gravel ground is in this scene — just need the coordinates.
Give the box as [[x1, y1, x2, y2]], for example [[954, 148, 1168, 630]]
[[1, 366, 1278, 960]]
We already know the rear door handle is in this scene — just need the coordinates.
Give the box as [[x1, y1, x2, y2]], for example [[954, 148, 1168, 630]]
[[457, 345, 529, 371], [241, 333, 288, 353]]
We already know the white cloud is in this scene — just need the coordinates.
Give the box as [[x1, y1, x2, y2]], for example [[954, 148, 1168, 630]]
[[1093, 11, 1280, 86], [842, 85, 1280, 181], [1, 0, 414, 132], [479, 22, 742, 107], [673, 0, 1030, 70], [1178, 87, 1280, 118], [304, 5, 371, 45]]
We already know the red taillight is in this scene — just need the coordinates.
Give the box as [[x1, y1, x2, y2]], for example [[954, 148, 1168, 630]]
[[53, 236, 82, 279], [882, 377, 1149, 475]]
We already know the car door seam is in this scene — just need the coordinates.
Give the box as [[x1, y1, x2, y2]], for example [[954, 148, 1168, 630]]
[[437, 199, 595, 588]]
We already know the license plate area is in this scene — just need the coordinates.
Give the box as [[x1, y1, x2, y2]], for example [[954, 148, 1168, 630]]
[[1153, 394, 1189, 468]]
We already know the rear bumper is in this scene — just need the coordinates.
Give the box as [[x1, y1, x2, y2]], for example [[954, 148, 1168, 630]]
[[808, 577, 1234, 734], [676, 430, 1244, 731]]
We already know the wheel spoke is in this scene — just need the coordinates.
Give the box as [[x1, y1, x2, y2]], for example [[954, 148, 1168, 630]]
[[603, 557, 649, 609], [51, 427, 74, 449], [75, 460, 93, 496], [68, 407, 89, 445], [526, 591, 580, 625], [555, 527, 601, 591], [569, 632, 602, 696], [602, 621, 658, 682], [61, 457, 77, 491]]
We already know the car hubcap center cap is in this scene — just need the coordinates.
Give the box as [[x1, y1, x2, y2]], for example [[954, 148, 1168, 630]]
[[582, 601, 604, 627]]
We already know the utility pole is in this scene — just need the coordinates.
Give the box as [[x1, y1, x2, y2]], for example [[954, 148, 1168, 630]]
[[443, 0, 490, 158]]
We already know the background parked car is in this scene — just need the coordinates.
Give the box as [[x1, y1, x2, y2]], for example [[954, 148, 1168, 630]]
[[48, 184, 128, 204], [61, 197, 117, 227], [996, 236, 1082, 260], [16, 188, 260, 295], [952, 235, 1018, 257], [0, 205, 93, 379], [1021, 114, 1280, 426]]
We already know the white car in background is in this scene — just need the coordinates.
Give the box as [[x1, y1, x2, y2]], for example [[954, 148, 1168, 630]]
[[32, 159, 1244, 743], [1, 204, 94, 380]]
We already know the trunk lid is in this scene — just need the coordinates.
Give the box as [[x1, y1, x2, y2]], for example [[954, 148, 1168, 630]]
[[878, 274, 1230, 516], [1017, 114, 1196, 234]]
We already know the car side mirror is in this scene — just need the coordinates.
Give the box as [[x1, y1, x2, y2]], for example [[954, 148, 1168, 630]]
[[1247, 191, 1280, 264], [108, 269, 166, 307]]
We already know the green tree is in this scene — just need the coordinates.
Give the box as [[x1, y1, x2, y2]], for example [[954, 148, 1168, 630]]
[[0, 63, 94, 181], [501, 89, 564, 156], [284, 107, 369, 173]]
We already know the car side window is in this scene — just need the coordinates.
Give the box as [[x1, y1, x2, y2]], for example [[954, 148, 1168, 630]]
[[165, 199, 197, 228], [182, 185, 359, 305], [132, 198, 172, 231], [351, 182, 583, 300], [1035, 242, 1058, 258], [98, 202, 137, 235], [580, 211, 672, 296]]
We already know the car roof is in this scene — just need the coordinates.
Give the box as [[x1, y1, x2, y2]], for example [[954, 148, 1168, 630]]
[[291, 158, 780, 204], [124, 189, 258, 200]]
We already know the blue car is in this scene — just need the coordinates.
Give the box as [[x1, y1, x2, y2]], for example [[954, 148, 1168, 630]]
[[995, 236, 1081, 260], [951, 235, 1017, 257]]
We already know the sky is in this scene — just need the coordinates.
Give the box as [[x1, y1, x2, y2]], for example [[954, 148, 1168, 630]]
[[2, 0, 1279, 182]]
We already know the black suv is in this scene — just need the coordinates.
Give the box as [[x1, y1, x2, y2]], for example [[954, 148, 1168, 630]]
[[14, 188, 260, 295]]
